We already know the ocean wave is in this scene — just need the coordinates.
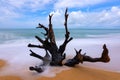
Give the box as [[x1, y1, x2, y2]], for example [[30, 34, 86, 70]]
[[0, 32, 19, 40], [0, 29, 120, 45], [86, 33, 120, 38]]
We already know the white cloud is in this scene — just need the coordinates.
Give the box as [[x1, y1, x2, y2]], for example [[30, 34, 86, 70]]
[[0, 0, 53, 18], [49, 9, 65, 27], [54, 0, 106, 9], [0, 7, 20, 19], [97, 6, 120, 27], [0, 0, 120, 28], [0, 0, 52, 11], [0, 0, 52, 28], [49, 6, 120, 28]]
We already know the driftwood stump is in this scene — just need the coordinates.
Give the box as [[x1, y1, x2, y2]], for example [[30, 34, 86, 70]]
[[28, 8, 110, 73]]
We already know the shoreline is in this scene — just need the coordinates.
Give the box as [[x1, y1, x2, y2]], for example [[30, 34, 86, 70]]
[[38, 66, 120, 80], [0, 60, 120, 80], [0, 37, 120, 80], [0, 59, 120, 80]]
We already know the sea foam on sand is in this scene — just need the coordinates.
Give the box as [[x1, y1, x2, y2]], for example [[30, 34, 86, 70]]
[[0, 36, 120, 80]]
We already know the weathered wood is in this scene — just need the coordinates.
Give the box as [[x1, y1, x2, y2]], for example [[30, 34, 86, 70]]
[[48, 14, 56, 44], [28, 44, 44, 49], [100, 44, 110, 62], [29, 66, 43, 73], [28, 8, 110, 73], [64, 49, 83, 67], [35, 36, 44, 44], [64, 44, 110, 67], [37, 23, 48, 36], [28, 8, 72, 67], [83, 44, 110, 62], [58, 8, 73, 54], [29, 49, 44, 60], [29, 49, 51, 73]]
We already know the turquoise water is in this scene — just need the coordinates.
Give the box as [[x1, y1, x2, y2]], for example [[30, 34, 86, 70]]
[[0, 28, 120, 44]]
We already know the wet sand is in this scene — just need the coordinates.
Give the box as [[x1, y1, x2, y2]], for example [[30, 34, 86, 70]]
[[0, 60, 22, 80], [37, 66, 120, 80], [0, 59, 6, 69], [0, 59, 120, 80]]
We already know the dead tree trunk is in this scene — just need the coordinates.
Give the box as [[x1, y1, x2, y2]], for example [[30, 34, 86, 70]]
[[28, 8, 110, 72], [28, 8, 73, 66]]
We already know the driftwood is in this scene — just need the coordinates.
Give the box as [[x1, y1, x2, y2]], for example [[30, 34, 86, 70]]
[[28, 8, 72, 67], [28, 8, 110, 73], [64, 44, 110, 67], [29, 49, 51, 73]]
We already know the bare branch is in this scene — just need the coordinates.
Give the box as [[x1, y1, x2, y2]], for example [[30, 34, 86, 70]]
[[49, 14, 53, 24], [67, 37, 73, 43], [64, 8, 69, 34], [29, 49, 44, 60], [58, 8, 73, 54], [28, 43, 44, 49], [35, 36, 44, 44], [48, 14, 56, 44], [37, 23, 48, 36]]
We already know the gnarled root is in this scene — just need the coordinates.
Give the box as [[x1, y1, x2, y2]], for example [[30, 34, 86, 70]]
[[64, 44, 110, 67], [100, 44, 110, 62]]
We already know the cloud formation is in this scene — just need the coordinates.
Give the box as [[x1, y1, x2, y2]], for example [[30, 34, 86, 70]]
[[48, 6, 120, 28], [0, 0, 120, 28], [0, 0, 52, 28], [54, 0, 106, 9]]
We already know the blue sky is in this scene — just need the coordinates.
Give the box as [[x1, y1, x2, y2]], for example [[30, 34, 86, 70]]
[[0, 0, 120, 29]]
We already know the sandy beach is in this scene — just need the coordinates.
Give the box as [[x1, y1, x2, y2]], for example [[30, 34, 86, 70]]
[[0, 37, 120, 80], [0, 60, 22, 80], [0, 59, 6, 69], [0, 59, 120, 80], [38, 66, 120, 80]]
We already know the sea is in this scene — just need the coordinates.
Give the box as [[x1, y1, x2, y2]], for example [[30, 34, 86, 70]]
[[0, 28, 120, 45]]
